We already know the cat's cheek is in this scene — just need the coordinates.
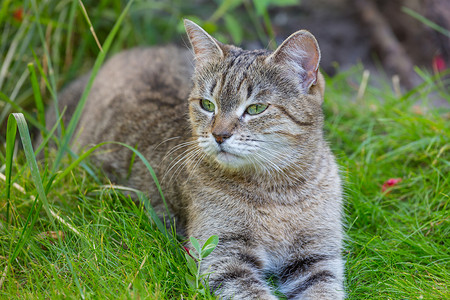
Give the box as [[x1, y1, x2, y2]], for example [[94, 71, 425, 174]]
[[189, 104, 214, 125]]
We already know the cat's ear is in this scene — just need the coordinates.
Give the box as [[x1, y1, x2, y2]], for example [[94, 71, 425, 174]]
[[184, 19, 224, 64], [266, 30, 320, 92]]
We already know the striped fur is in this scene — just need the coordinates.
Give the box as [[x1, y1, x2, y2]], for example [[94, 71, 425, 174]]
[[52, 20, 345, 299]]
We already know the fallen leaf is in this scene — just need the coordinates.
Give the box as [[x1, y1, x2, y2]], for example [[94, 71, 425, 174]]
[[382, 178, 402, 193], [432, 54, 447, 73], [13, 8, 23, 22]]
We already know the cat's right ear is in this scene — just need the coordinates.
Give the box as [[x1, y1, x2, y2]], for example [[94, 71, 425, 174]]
[[266, 30, 321, 93], [184, 19, 224, 64]]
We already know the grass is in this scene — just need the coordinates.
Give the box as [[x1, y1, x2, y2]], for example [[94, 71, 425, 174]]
[[1, 0, 449, 299], [324, 67, 449, 299]]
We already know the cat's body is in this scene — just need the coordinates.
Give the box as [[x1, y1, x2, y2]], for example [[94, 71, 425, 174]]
[[52, 21, 345, 299], [58, 46, 195, 225]]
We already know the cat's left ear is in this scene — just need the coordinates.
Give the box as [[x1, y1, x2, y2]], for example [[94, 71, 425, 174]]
[[266, 30, 321, 92], [184, 19, 224, 64]]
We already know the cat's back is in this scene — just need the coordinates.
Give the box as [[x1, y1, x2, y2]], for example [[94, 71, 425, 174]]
[[77, 46, 194, 147], [87, 46, 193, 103]]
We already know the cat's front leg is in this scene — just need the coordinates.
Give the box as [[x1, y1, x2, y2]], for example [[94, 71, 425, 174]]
[[277, 254, 345, 300], [201, 243, 277, 300]]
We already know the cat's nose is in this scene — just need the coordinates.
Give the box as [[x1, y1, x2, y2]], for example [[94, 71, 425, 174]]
[[212, 132, 232, 144]]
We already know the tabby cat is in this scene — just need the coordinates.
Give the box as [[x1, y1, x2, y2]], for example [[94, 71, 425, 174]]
[[53, 20, 345, 299]]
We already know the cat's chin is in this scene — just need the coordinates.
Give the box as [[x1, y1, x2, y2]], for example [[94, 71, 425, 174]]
[[214, 151, 249, 169]]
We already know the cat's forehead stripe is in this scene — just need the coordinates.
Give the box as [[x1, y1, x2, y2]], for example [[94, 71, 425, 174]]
[[223, 50, 266, 85], [246, 84, 253, 99], [216, 50, 269, 109], [204, 48, 272, 113], [235, 72, 248, 97], [209, 79, 217, 96]]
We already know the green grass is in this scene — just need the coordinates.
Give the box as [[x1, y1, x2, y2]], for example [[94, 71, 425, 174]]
[[324, 68, 449, 299], [1, 0, 449, 299]]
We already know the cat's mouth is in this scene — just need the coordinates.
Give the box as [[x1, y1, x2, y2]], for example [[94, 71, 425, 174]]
[[208, 143, 248, 168]]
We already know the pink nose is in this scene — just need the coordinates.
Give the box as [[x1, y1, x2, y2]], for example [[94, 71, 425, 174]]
[[212, 133, 231, 144]]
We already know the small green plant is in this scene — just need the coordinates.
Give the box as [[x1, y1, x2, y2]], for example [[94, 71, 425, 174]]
[[184, 235, 219, 296]]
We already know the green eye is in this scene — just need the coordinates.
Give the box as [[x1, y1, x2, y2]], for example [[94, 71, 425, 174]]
[[200, 99, 215, 112], [246, 103, 268, 115]]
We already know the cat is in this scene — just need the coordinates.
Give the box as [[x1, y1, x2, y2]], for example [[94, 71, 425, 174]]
[[51, 19, 345, 299]]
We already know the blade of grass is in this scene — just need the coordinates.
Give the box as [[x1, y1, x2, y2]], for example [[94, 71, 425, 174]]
[[30, 0, 58, 107], [127, 143, 138, 180], [27, 63, 46, 130], [0, 17, 32, 125], [0, 16, 29, 90], [47, 138, 172, 241], [31, 49, 57, 106], [0, 17, 10, 57], [78, 0, 103, 52], [29, 103, 99, 182], [51, 4, 69, 79], [64, 0, 78, 74], [8, 67, 30, 105], [0, 91, 45, 131], [52, 140, 171, 221], [102, 141, 172, 226], [99, 185, 169, 238], [208, 0, 242, 23], [7, 113, 85, 299], [8, 112, 53, 222], [2, 108, 64, 214], [0, 0, 13, 27], [52, 0, 134, 173], [5, 169, 89, 265], [243, 0, 268, 46], [5, 111, 18, 224], [34, 106, 66, 158], [402, 7, 450, 38], [9, 196, 42, 263]]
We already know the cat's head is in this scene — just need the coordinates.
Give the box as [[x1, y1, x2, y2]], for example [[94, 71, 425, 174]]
[[184, 19, 325, 174]]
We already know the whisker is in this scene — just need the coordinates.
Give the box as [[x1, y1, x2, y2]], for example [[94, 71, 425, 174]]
[[244, 152, 259, 173], [154, 136, 182, 150], [168, 147, 204, 184], [254, 151, 284, 175], [183, 148, 204, 175], [163, 146, 200, 182], [256, 152, 276, 182], [251, 144, 308, 185], [253, 144, 289, 161], [186, 152, 207, 182], [244, 138, 285, 145], [163, 140, 199, 161]]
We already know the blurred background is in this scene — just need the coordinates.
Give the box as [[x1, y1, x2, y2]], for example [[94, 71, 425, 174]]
[[0, 0, 449, 136]]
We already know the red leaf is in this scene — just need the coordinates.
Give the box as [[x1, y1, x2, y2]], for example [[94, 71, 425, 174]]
[[382, 178, 402, 193], [13, 8, 23, 22], [432, 54, 447, 73], [183, 246, 193, 258]]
